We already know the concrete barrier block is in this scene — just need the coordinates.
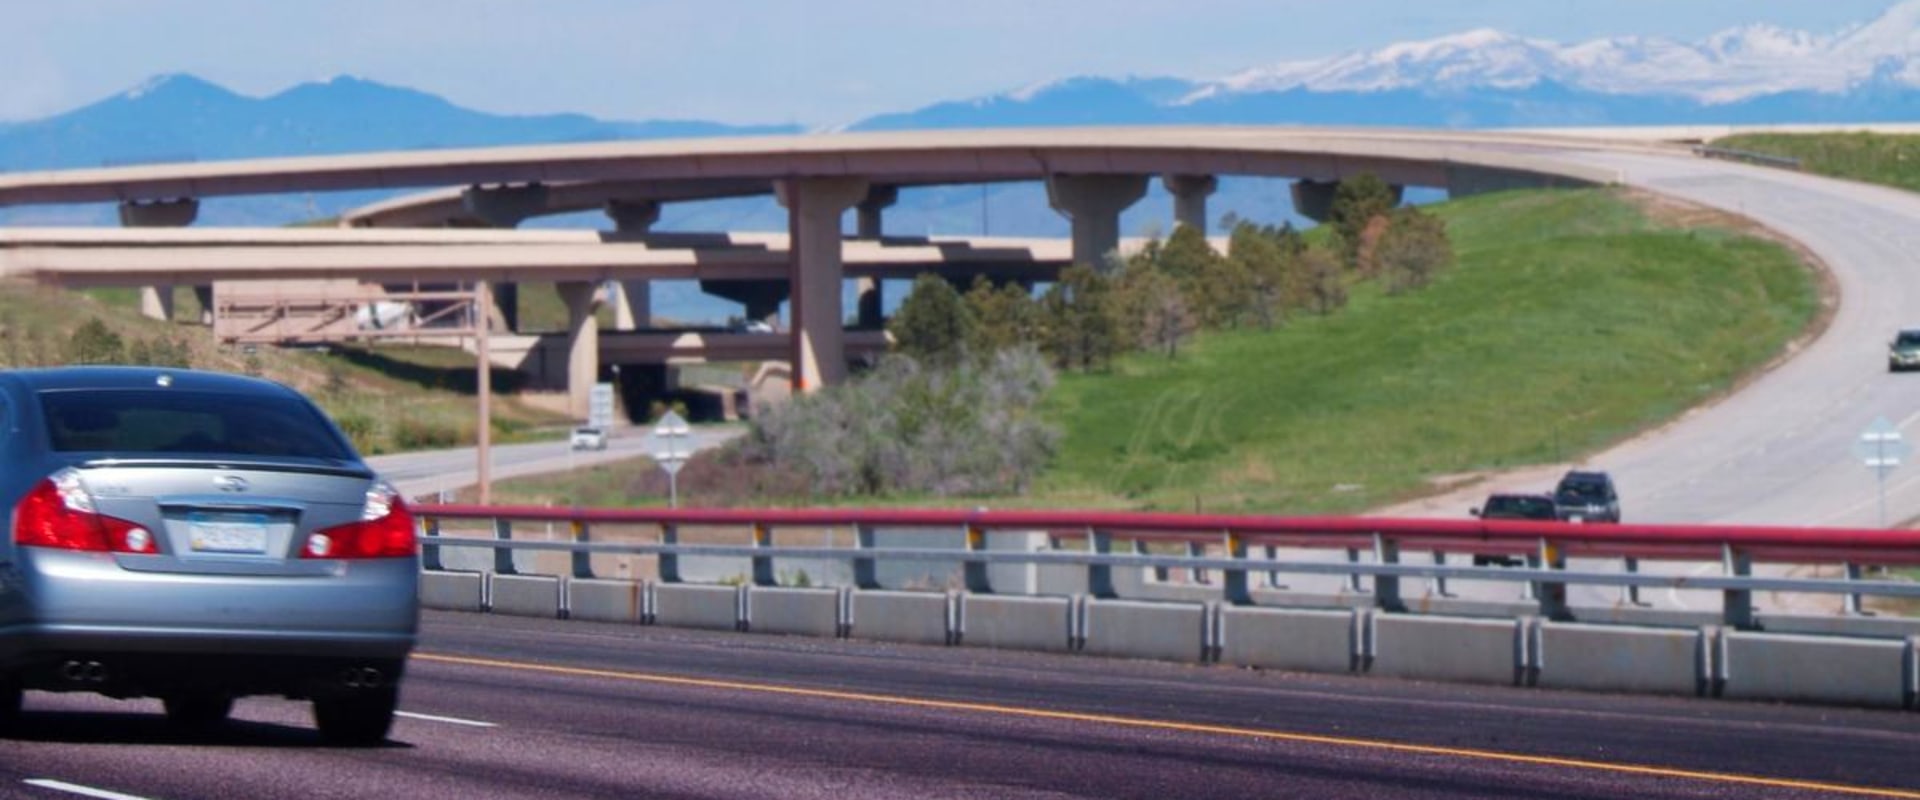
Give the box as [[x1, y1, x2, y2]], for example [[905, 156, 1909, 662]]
[[962, 595, 1073, 653], [1372, 615, 1519, 686], [654, 584, 743, 631], [750, 587, 840, 637], [1538, 623, 1701, 696], [568, 578, 644, 624], [1723, 632, 1908, 708], [419, 571, 484, 612], [850, 590, 951, 646], [1219, 607, 1355, 674], [1083, 599, 1206, 663], [490, 574, 562, 619]]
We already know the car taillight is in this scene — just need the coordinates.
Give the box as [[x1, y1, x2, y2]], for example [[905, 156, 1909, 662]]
[[12, 469, 158, 554], [303, 481, 416, 559]]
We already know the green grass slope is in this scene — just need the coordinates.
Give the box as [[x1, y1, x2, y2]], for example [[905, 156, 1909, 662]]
[[1032, 188, 1819, 514], [1712, 132, 1920, 193]]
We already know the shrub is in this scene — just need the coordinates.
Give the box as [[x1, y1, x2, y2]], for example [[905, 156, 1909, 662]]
[[739, 347, 1059, 498], [66, 319, 124, 364]]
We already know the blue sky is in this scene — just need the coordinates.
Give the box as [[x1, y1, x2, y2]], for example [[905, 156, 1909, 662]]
[[0, 0, 1903, 127]]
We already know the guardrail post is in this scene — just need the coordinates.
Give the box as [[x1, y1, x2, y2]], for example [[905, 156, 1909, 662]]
[[1531, 538, 1570, 621], [853, 524, 880, 589], [420, 516, 443, 571], [492, 517, 517, 575], [1188, 541, 1212, 585], [1345, 546, 1370, 594], [1427, 550, 1455, 598], [751, 523, 777, 587], [963, 525, 993, 594], [1373, 534, 1405, 613], [570, 519, 594, 580], [1621, 557, 1650, 607], [1722, 544, 1757, 630], [658, 524, 681, 584], [1088, 530, 1116, 599], [1265, 544, 1285, 589], [1843, 563, 1874, 616], [1223, 531, 1251, 606]]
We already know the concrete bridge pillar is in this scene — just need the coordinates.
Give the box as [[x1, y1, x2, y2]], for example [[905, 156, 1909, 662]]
[[606, 200, 662, 331], [462, 183, 549, 228], [699, 281, 788, 327], [1046, 174, 1148, 268], [1290, 180, 1339, 223], [1291, 179, 1406, 223], [119, 198, 201, 322], [1163, 174, 1217, 232], [556, 281, 601, 421], [463, 184, 549, 333], [776, 176, 869, 392], [856, 185, 899, 240]]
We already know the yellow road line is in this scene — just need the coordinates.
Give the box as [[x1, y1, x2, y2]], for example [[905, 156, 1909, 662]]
[[414, 651, 1920, 799]]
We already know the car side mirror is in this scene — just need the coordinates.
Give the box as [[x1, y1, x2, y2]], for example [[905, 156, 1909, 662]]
[[1469, 507, 1482, 517]]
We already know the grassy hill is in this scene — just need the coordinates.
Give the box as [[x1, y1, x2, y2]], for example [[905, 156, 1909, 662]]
[[0, 283, 573, 454], [483, 187, 1821, 513], [1711, 132, 1920, 193], [1032, 188, 1818, 513]]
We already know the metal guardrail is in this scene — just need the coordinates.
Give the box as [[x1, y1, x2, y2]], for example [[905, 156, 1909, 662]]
[[1692, 145, 1803, 171], [413, 504, 1920, 630]]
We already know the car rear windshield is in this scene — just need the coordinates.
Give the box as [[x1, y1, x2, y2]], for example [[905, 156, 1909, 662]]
[[1556, 481, 1607, 502], [40, 389, 354, 460], [1487, 496, 1556, 517]]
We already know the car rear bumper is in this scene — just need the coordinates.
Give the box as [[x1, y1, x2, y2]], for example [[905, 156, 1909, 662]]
[[0, 625, 412, 697]]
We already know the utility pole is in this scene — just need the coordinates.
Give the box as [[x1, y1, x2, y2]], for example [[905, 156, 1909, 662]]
[[475, 282, 493, 505]]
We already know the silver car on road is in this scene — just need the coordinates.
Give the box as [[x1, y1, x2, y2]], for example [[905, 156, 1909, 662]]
[[0, 367, 418, 744]]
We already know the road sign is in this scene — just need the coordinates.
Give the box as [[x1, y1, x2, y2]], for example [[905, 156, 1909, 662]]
[[1853, 416, 1909, 528], [1853, 417, 1909, 476], [588, 383, 616, 429], [647, 410, 692, 507]]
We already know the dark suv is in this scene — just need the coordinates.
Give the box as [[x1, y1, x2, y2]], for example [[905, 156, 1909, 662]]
[[1469, 492, 1558, 565], [1553, 470, 1621, 523]]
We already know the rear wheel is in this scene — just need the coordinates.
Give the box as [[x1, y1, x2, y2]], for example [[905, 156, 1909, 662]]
[[0, 675, 21, 735], [314, 687, 398, 746], [163, 692, 234, 728]]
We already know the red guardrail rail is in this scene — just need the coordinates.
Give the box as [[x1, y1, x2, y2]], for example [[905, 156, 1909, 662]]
[[412, 504, 1920, 566]]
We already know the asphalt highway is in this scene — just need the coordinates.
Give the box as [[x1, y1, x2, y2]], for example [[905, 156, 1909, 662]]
[[0, 611, 1913, 800]]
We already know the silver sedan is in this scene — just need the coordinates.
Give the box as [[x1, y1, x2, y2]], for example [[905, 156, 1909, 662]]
[[0, 367, 418, 745]]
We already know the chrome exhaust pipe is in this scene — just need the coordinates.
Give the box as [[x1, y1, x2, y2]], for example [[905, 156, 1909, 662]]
[[340, 667, 383, 689], [59, 660, 108, 683]]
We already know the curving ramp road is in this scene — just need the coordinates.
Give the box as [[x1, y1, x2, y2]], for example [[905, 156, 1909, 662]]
[[1558, 151, 1920, 528]]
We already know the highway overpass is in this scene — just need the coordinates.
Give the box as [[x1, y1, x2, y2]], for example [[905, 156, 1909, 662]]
[[0, 126, 1625, 416]]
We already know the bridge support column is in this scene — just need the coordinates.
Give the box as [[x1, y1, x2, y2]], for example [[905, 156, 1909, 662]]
[[1290, 180, 1338, 223], [855, 279, 884, 330], [856, 185, 898, 240], [1292, 179, 1406, 223], [556, 281, 600, 421], [1046, 174, 1148, 268], [1163, 174, 1217, 232], [464, 184, 548, 333], [699, 281, 788, 327], [119, 198, 201, 322], [606, 200, 662, 331], [776, 177, 868, 392]]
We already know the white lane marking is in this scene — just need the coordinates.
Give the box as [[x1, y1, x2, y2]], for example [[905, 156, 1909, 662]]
[[23, 780, 154, 800], [395, 710, 496, 728]]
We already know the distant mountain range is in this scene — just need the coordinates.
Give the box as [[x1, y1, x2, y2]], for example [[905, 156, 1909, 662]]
[[6, 1, 1920, 233]]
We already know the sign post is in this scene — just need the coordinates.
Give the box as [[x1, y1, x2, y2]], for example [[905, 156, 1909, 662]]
[[647, 410, 691, 508], [1846, 417, 1906, 616], [1853, 416, 1908, 528]]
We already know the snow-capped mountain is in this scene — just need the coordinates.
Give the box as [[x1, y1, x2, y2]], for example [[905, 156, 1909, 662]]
[[1193, 0, 1920, 104]]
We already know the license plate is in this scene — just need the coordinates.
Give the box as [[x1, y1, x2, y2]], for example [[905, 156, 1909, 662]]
[[188, 513, 269, 554]]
